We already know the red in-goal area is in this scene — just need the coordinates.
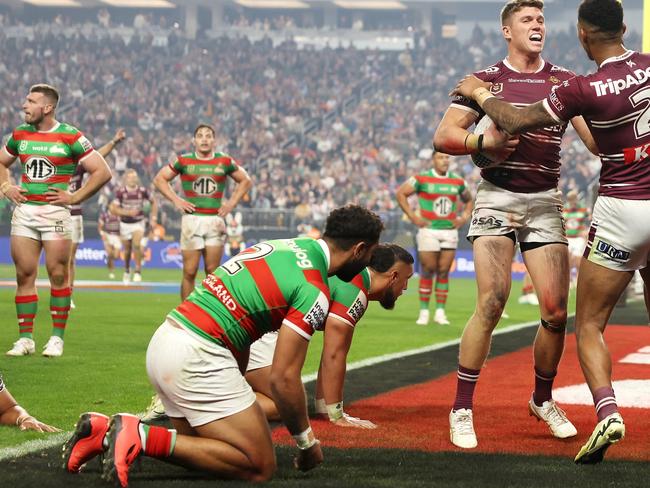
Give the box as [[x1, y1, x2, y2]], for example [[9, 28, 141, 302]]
[[273, 326, 650, 461]]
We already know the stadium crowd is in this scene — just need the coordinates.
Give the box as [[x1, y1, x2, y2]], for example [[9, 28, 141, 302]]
[[0, 14, 640, 227]]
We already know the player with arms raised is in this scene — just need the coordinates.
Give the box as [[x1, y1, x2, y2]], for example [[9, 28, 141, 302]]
[[154, 124, 252, 300], [434, 0, 600, 449], [452, 0, 650, 464], [0, 84, 111, 357]]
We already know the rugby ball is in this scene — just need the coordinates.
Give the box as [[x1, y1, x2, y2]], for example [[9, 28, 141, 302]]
[[471, 115, 507, 169]]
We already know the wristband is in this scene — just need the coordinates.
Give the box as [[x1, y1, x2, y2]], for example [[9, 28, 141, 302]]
[[326, 402, 344, 422], [473, 87, 495, 108], [15, 413, 34, 427], [465, 133, 479, 154], [0, 181, 11, 194], [477, 134, 484, 153], [292, 426, 318, 450]]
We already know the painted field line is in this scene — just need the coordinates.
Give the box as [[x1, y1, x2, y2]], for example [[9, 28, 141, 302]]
[[0, 316, 556, 461], [301, 317, 555, 382]]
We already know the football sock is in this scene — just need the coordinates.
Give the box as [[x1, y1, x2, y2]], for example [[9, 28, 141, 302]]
[[435, 278, 449, 310], [419, 278, 433, 310], [50, 287, 71, 339], [453, 365, 481, 411], [16, 294, 38, 339], [593, 386, 618, 422], [533, 367, 556, 406], [139, 424, 177, 458]]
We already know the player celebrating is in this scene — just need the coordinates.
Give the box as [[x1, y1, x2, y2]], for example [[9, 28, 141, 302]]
[[62, 205, 383, 486], [563, 189, 591, 286], [68, 128, 126, 304], [451, 0, 647, 465], [153, 124, 252, 300], [0, 84, 111, 358], [396, 152, 472, 326], [434, 0, 601, 449], [110, 169, 157, 284], [245, 244, 414, 426]]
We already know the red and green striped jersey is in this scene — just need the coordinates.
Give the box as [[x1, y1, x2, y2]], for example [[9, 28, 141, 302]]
[[3, 122, 94, 205], [168, 238, 331, 359], [328, 268, 371, 328], [168, 152, 239, 215], [563, 205, 590, 238], [407, 170, 467, 229]]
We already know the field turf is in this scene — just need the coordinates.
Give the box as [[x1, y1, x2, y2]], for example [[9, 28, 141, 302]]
[[2, 265, 647, 487]]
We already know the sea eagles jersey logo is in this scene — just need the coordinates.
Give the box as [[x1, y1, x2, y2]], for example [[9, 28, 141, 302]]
[[24, 156, 56, 181], [490, 83, 503, 95], [192, 176, 218, 196], [304, 292, 329, 331]]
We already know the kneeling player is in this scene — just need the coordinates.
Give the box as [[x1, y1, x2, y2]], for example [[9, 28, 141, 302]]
[[62, 205, 383, 486]]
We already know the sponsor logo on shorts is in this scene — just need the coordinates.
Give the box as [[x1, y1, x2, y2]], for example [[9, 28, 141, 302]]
[[594, 239, 630, 262], [304, 292, 329, 331], [471, 216, 503, 230], [55, 220, 64, 234]]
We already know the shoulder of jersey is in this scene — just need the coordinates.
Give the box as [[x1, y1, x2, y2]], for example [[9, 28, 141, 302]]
[[475, 61, 504, 81], [448, 171, 464, 180], [548, 63, 575, 78], [57, 122, 82, 134], [14, 123, 33, 133]]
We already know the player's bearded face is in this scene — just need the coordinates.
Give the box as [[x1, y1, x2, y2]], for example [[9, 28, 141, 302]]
[[379, 288, 397, 310]]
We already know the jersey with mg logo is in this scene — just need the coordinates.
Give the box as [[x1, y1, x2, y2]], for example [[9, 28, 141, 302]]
[[168, 152, 239, 215], [407, 170, 468, 229], [3, 122, 94, 205], [168, 238, 331, 361], [328, 268, 370, 328]]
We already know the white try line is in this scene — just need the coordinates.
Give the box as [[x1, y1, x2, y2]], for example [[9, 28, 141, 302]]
[[0, 316, 557, 462]]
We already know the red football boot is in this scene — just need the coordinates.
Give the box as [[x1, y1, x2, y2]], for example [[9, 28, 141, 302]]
[[102, 414, 143, 488], [62, 412, 110, 473]]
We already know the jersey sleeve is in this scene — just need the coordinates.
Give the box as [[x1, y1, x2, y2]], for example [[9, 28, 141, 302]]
[[406, 175, 420, 191], [543, 76, 585, 123], [4, 132, 18, 157], [282, 284, 330, 340], [169, 158, 182, 174], [449, 69, 493, 117], [328, 281, 368, 328], [70, 132, 95, 161], [225, 157, 240, 175]]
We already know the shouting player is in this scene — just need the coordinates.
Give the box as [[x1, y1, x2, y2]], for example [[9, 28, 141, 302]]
[[434, 0, 599, 449], [154, 124, 252, 300], [62, 205, 383, 486], [396, 152, 472, 326], [452, 0, 646, 465], [0, 84, 111, 358]]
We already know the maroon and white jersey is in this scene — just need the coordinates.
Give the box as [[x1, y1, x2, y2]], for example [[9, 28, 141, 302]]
[[544, 50, 650, 200], [68, 164, 87, 216], [99, 209, 121, 235], [113, 185, 151, 224], [452, 58, 575, 193]]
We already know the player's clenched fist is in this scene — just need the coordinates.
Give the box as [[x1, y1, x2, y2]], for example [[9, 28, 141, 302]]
[[293, 441, 323, 472]]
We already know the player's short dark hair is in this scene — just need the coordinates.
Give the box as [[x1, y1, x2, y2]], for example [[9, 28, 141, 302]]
[[194, 124, 215, 137], [501, 0, 544, 25], [29, 84, 60, 108], [323, 205, 384, 250], [578, 0, 624, 35], [369, 244, 414, 273]]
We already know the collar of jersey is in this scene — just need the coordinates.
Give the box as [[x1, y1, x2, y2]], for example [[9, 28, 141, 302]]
[[316, 238, 331, 270], [599, 49, 634, 68], [37, 121, 61, 133], [432, 168, 448, 178], [503, 57, 545, 74]]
